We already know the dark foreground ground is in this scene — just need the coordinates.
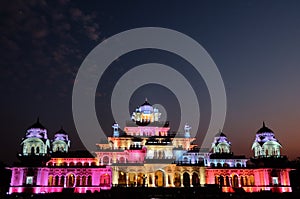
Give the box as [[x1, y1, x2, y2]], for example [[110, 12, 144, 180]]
[[2, 187, 300, 199]]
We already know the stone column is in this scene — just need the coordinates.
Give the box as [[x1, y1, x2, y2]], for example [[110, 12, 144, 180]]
[[199, 167, 206, 186], [112, 167, 118, 186], [152, 173, 155, 187], [145, 173, 149, 187], [169, 173, 173, 187], [180, 174, 184, 187], [58, 176, 61, 186], [64, 176, 67, 188], [165, 173, 168, 187], [126, 174, 129, 187]]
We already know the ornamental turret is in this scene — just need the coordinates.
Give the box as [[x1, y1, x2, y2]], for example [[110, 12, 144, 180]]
[[211, 131, 231, 154], [184, 124, 191, 138], [52, 127, 70, 153], [112, 123, 120, 137], [251, 122, 282, 158], [21, 118, 50, 156]]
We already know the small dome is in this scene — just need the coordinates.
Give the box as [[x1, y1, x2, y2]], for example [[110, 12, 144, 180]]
[[215, 131, 227, 137], [141, 99, 151, 106], [256, 122, 273, 134], [27, 118, 46, 130], [55, 127, 68, 135]]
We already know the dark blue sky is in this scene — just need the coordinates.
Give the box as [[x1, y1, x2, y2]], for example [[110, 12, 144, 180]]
[[1, 0, 300, 163]]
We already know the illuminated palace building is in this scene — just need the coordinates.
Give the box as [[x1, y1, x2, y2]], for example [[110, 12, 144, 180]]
[[8, 100, 292, 194]]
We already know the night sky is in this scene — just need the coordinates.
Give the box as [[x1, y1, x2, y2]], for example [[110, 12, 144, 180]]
[[1, 0, 300, 164]]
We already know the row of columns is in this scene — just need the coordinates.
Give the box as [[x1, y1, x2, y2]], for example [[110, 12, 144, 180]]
[[113, 170, 204, 187], [49, 175, 92, 187]]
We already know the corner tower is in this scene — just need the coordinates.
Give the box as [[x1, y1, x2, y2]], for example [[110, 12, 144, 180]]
[[21, 118, 50, 156]]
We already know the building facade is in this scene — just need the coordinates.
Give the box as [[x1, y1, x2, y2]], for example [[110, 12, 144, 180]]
[[8, 100, 292, 194]]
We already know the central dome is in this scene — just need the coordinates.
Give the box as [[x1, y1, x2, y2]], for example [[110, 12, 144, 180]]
[[139, 98, 153, 113]]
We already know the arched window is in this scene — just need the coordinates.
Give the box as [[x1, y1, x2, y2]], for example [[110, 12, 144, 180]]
[[82, 176, 86, 186], [119, 157, 125, 163], [54, 176, 59, 186], [155, 170, 164, 187], [192, 173, 200, 187], [215, 176, 219, 184], [84, 162, 89, 167], [149, 175, 153, 185], [249, 175, 255, 186], [87, 176, 92, 186], [66, 173, 75, 187], [183, 157, 189, 163], [76, 176, 81, 186], [69, 162, 75, 166], [225, 176, 230, 187], [118, 172, 126, 185], [173, 173, 181, 187], [232, 175, 239, 188], [219, 176, 224, 186], [183, 172, 190, 187], [36, 147, 40, 154], [240, 176, 244, 186], [60, 176, 64, 186], [102, 156, 109, 164], [76, 162, 82, 166], [48, 175, 53, 186], [100, 174, 110, 187], [31, 146, 35, 155]]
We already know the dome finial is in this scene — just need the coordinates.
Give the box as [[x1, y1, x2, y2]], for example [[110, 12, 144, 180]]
[[145, 97, 148, 102], [263, 121, 266, 127], [37, 117, 40, 123]]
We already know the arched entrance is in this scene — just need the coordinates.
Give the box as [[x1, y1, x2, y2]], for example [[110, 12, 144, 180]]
[[192, 172, 200, 187], [48, 175, 53, 186], [183, 172, 190, 187], [174, 173, 181, 187], [155, 170, 165, 187], [232, 175, 239, 188], [66, 173, 75, 187], [219, 176, 224, 186], [137, 173, 145, 186], [225, 176, 230, 187], [54, 176, 59, 186], [100, 173, 110, 187], [118, 171, 126, 185], [128, 173, 136, 186], [60, 176, 64, 186]]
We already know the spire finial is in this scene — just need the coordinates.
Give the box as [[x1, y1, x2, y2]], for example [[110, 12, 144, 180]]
[[37, 117, 40, 123], [145, 97, 148, 102], [263, 121, 266, 127]]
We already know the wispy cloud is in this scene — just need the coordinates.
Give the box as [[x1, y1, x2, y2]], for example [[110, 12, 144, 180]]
[[0, 0, 103, 98]]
